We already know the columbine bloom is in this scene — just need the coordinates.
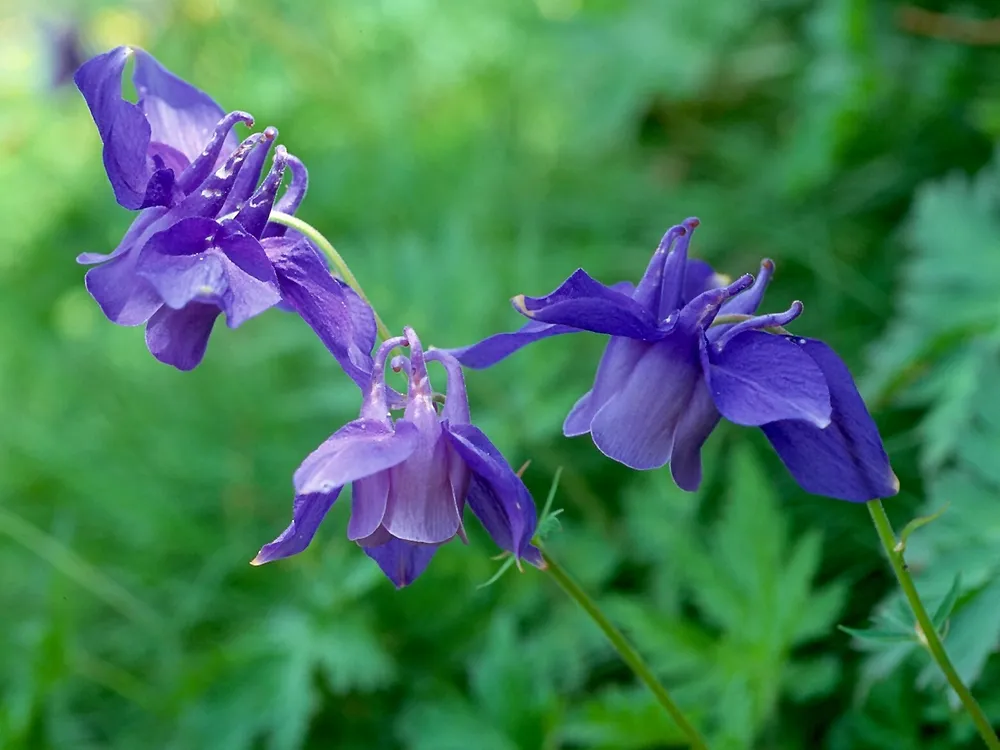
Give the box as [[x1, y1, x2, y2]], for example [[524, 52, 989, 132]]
[[447, 219, 898, 502], [74, 47, 375, 378], [252, 327, 542, 587]]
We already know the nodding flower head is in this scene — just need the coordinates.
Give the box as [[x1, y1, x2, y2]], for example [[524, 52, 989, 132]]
[[444, 220, 898, 502], [252, 327, 543, 587]]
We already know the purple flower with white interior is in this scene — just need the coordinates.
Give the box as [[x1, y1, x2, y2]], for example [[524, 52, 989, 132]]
[[252, 327, 542, 587], [446, 218, 898, 502], [73, 47, 375, 379]]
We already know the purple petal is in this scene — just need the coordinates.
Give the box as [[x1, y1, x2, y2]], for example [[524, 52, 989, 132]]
[[251, 490, 342, 565], [719, 259, 773, 317], [233, 145, 287, 238], [347, 474, 390, 542], [84, 250, 163, 326], [294, 419, 420, 496], [563, 336, 649, 437], [425, 350, 471, 424], [262, 236, 376, 390], [74, 47, 174, 210], [382, 420, 461, 544], [136, 218, 280, 327], [669, 379, 721, 492], [219, 127, 278, 216], [174, 110, 255, 195], [446, 423, 540, 564], [132, 48, 230, 165], [144, 302, 220, 370], [590, 332, 703, 470], [445, 320, 578, 369], [362, 537, 439, 588], [631, 224, 687, 312], [707, 330, 831, 428], [515, 269, 662, 339], [262, 154, 309, 239], [761, 338, 899, 502], [656, 218, 700, 317]]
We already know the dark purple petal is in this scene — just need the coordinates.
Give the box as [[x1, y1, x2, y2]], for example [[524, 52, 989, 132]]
[[219, 127, 278, 216], [262, 154, 308, 238], [719, 259, 773, 317], [233, 145, 287, 238], [656, 218, 700, 318], [563, 336, 650, 437], [262, 236, 377, 390], [170, 130, 272, 220], [294, 419, 420, 496], [681, 259, 719, 305], [383, 421, 461, 544], [348, 474, 390, 542], [84, 250, 163, 326], [132, 48, 230, 165], [631, 224, 687, 312], [761, 338, 899, 502], [707, 330, 831, 428], [136, 217, 280, 328], [446, 423, 540, 564], [515, 269, 663, 339], [74, 47, 174, 210], [251, 490, 342, 565], [445, 320, 578, 369], [362, 537, 439, 588], [589, 331, 702, 470], [144, 302, 220, 370], [669, 378, 721, 492]]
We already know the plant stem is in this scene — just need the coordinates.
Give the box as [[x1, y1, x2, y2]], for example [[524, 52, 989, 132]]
[[867, 499, 1000, 749], [541, 550, 709, 750], [268, 211, 393, 341]]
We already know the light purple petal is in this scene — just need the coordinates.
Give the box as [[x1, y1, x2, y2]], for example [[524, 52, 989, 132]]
[[446, 423, 540, 564], [563, 336, 650, 437], [136, 217, 280, 327], [294, 419, 420, 496], [144, 302, 220, 370], [383, 420, 461, 544], [251, 490, 342, 565], [425, 350, 471, 425], [669, 378, 721, 492], [363, 537, 440, 588], [590, 332, 703, 470], [132, 48, 230, 165], [762, 338, 899, 502], [516, 269, 662, 340], [262, 236, 376, 390], [707, 330, 831, 428], [84, 250, 163, 326], [78, 206, 168, 265], [445, 320, 578, 369], [347, 474, 390, 542]]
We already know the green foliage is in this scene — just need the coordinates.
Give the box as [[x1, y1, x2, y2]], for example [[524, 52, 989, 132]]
[[4, 0, 1000, 748]]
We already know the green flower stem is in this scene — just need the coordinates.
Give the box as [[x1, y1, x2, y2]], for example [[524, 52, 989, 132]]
[[867, 499, 1000, 749], [268, 211, 393, 341], [541, 550, 709, 750]]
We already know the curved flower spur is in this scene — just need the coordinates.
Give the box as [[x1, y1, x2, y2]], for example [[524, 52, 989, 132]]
[[252, 327, 543, 587], [446, 218, 899, 502]]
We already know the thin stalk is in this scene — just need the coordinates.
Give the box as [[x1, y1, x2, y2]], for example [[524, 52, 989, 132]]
[[541, 550, 709, 750], [867, 499, 1000, 749], [268, 211, 392, 341]]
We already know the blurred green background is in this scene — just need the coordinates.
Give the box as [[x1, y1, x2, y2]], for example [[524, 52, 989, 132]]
[[3, 0, 1000, 748]]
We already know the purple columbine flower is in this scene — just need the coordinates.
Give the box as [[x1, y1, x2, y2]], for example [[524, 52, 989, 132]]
[[446, 219, 898, 503], [252, 327, 542, 587], [73, 47, 376, 379]]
